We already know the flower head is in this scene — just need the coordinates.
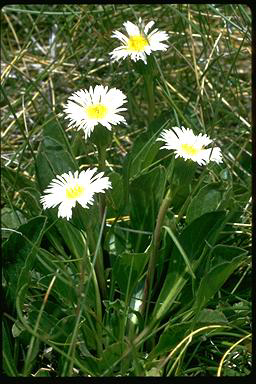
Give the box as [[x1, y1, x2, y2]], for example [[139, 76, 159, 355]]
[[110, 17, 169, 64], [157, 126, 223, 166], [63, 85, 127, 139], [40, 169, 112, 220]]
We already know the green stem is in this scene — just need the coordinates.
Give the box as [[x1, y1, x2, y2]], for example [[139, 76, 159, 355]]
[[176, 165, 208, 224], [97, 144, 106, 170], [95, 247, 107, 299], [16, 285, 92, 376], [23, 271, 58, 376], [85, 144, 108, 300], [63, 307, 83, 376], [144, 73, 155, 124], [90, 263, 103, 357], [88, 229, 107, 300], [79, 240, 103, 357], [97, 144, 107, 224], [140, 188, 172, 318]]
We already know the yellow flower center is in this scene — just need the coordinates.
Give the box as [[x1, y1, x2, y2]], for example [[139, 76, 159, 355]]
[[127, 35, 149, 51], [66, 184, 85, 199], [181, 144, 201, 156], [86, 104, 108, 119]]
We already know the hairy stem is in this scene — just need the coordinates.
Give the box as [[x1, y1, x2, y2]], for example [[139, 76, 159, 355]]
[[140, 188, 172, 317], [97, 144, 107, 224], [144, 73, 155, 124]]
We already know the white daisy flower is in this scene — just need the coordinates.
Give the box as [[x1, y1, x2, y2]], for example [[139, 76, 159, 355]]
[[109, 17, 169, 64], [40, 168, 112, 220], [157, 126, 223, 166], [63, 85, 127, 139]]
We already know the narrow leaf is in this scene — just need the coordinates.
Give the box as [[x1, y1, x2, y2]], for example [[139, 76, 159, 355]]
[[163, 225, 195, 279]]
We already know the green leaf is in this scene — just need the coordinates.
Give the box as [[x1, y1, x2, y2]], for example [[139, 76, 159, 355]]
[[71, 129, 89, 157], [209, 244, 248, 267], [36, 136, 77, 190], [107, 171, 125, 215], [196, 308, 228, 324], [127, 131, 162, 180], [41, 227, 67, 257], [194, 255, 245, 311], [42, 116, 72, 149], [80, 322, 98, 352], [123, 113, 169, 182], [77, 341, 128, 376], [153, 211, 226, 321], [89, 123, 113, 149], [171, 211, 226, 268], [19, 187, 41, 215], [50, 222, 97, 309], [112, 252, 148, 299], [150, 322, 191, 358], [171, 158, 197, 210], [35, 120, 77, 191], [106, 224, 130, 259], [2, 320, 18, 376], [172, 158, 197, 187], [1, 168, 41, 217], [186, 182, 223, 223], [27, 306, 65, 337], [3, 216, 47, 312], [54, 220, 87, 260], [129, 165, 166, 251], [130, 165, 166, 231], [153, 272, 188, 322], [36, 249, 78, 306], [100, 342, 127, 375], [163, 225, 195, 279], [150, 309, 228, 360], [177, 245, 247, 316], [1, 165, 36, 190], [12, 319, 25, 338], [1, 207, 26, 229], [103, 299, 126, 341]]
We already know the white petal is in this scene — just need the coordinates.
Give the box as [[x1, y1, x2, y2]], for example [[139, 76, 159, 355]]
[[158, 127, 222, 166], [111, 30, 129, 44], [40, 168, 112, 220], [63, 85, 127, 138], [123, 21, 140, 36], [57, 200, 74, 220], [144, 20, 155, 34]]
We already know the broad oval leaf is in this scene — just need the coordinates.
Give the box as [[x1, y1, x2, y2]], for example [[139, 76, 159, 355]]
[[35, 119, 78, 191], [153, 211, 226, 321], [129, 165, 166, 252], [186, 182, 223, 223], [194, 251, 246, 311], [124, 113, 169, 182], [3, 216, 47, 312], [112, 252, 148, 299]]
